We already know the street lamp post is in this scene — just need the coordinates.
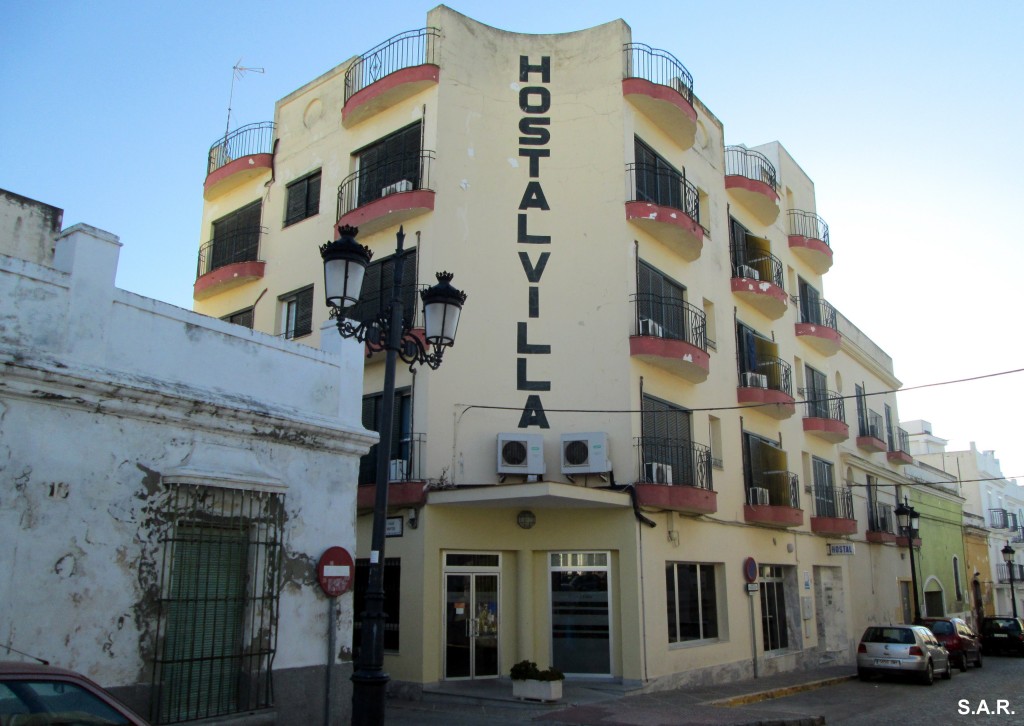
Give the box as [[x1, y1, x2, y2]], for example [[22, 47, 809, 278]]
[[1002, 543, 1019, 619], [321, 225, 466, 726], [896, 498, 922, 623]]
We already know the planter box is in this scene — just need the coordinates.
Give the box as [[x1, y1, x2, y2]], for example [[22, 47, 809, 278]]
[[512, 678, 563, 702]]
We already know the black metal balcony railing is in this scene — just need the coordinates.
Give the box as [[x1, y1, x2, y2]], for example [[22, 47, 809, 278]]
[[798, 388, 845, 422], [888, 426, 911, 456], [740, 354, 792, 396], [1008, 512, 1020, 531], [731, 249, 785, 289], [207, 122, 276, 176], [787, 209, 830, 247], [636, 437, 713, 490], [626, 163, 700, 224], [859, 410, 884, 440], [813, 485, 854, 520], [344, 28, 440, 103], [997, 562, 1024, 584], [632, 293, 707, 351], [196, 226, 265, 278], [622, 43, 693, 104], [359, 432, 425, 485], [795, 297, 837, 328], [868, 502, 896, 534], [1013, 526, 1024, 544], [747, 470, 800, 509], [989, 508, 1009, 529], [725, 146, 777, 189], [337, 151, 435, 219]]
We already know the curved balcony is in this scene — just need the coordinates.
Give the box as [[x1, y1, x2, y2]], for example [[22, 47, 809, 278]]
[[799, 389, 849, 443], [634, 438, 716, 515], [810, 485, 857, 536], [725, 146, 779, 224], [857, 411, 887, 453], [794, 297, 840, 355], [336, 151, 435, 235], [737, 356, 795, 419], [625, 163, 704, 260], [744, 472, 803, 528], [204, 122, 275, 200], [731, 253, 788, 319], [887, 426, 913, 465], [866, 503, 898, 544], [629, 295, 709, 382], [193, 227, 265, 300], [622, 43, 697, 150], [343, 28, 440, 128], [788, 210, 833, 273]]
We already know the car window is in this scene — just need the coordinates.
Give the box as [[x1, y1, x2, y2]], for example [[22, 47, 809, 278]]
[[929, 621, 954, 635], [864, 627, 915, 644], [0, 679, 133, 725]]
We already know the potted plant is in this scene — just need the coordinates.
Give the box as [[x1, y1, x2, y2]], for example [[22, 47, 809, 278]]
[[510, 660, 564, 702]]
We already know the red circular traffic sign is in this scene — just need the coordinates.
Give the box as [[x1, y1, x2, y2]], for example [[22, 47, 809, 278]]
[[317, 546, 354, 597]]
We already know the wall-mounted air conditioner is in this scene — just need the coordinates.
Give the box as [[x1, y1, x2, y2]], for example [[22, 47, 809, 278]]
[[381, 179, 413, 196], [561, 432, 610, 475], [388, 459, 407, 482], [644, 462, 673, 484], [638, 318, 663, 337], [497, 433, 546, 476], [743, 372, 768, 388], [736, 264, 759, 280], [749, 487, 769, 505]]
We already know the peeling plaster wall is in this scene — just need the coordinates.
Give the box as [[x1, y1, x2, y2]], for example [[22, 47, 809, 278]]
[[0, 189, 62, 266], [0, 222, 375, 721]]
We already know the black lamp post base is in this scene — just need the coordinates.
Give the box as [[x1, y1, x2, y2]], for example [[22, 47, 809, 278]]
[[351, 671, 389, 726]]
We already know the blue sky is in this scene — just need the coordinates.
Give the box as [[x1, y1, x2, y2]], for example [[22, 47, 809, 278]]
[[3, 1, 1023, 484]]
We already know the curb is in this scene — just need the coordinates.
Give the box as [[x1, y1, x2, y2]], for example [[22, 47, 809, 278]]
[[708, 674, 858, 707]]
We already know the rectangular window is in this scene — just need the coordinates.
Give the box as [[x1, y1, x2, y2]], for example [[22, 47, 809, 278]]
[[743, 432, 792, 507], [812, 457, 837, 517], [284, 170, 321, 226], [666, 562, 719, 643], [360, 388, 412, 485], [352, 558, 401, 654], [357, 122, 422, 208], [206, 201, 262, 275], [221, 307, 254, 329], [280, 286, 313, 339], [634, 137, 683, 210], [642, 394, 705, 488], [152, 485, 283, 723], [759, 565, 789, 652], [347, 249, 419, 328]]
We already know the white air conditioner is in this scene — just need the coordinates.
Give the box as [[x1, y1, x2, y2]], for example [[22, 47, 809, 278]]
[[638, 318, 663, 337], [644, 462, 673, 484], [381, 179, 413, 196], [388, 459, 407, 482], [561, 432, 610, 474], [736, 264, 759, 280], [497, 433, 546, 476], [743, 372, 768, 388], [749, 487, 769, 505]]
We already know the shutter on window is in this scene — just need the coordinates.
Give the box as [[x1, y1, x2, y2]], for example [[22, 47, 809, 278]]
[[285, 180, 306, 225], [306, 172, 321, 217], [294, 288, 313, 337], [761, 443, 789, 506]]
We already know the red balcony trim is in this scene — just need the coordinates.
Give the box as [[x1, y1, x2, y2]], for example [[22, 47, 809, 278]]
[[737, 385, 796, 416], [802, 417, 849, 441], [725, 174, 780, 205], [625, 201, 704, 252], [621, 78, 697, 124], [635, 483, 717, 515], [795, 322, 840, 344], [811, 516, 858, 536], [743, 504, 803, 528], [356, 480, 426, 511], [887, 450, 914, 465], [789, 234, 833, 259], [629, 335, 710, 381], [343, 65, 440, 126], [730, 276, 788, 308], [866, 530, 898, 544], [856, 435, 887, 453], [193, 260, 265, 300], [337, 189, 435, 233], [203, 153, 273, 198], [896, 535, 922, 548]]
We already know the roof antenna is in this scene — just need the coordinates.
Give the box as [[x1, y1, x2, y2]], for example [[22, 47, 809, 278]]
[[224, 59, 265, 144]]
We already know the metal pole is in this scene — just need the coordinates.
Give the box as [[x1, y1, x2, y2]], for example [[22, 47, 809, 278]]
[[1010, 560, 1019, 619], [908, 529, 922, 623], [351, 230, 407, 726], [325, 596, 335, 726]]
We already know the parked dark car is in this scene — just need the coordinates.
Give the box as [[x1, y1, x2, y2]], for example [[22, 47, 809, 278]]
[[980, 616, 1024, 656], [857, 624, 953, 684], [0, 661, 150, 725], [921, 617, 983, 670]]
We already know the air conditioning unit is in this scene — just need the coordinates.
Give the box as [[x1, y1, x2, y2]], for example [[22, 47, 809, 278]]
[[381, 179, 413, 196], [749, 487, 769, 505], [736, 264, 759, 280], [638, 318, 663, 337], [644, 462, 673, 484], [388, 459, 407, 482], [561, 432, 610, 475], [497, 433, 546, 476], [743, 372, 768, 388]]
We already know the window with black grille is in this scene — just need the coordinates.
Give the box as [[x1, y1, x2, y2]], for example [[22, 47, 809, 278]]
[[356, 122, 422, 208], [209, 200, 262, 273], [284, 169, 321, 226], [360, 387, 412, 485], [346, 250, 419, 329], [280, 285, 313, 339], [221, 307, 254, 329], [633, 137, 682, 209]]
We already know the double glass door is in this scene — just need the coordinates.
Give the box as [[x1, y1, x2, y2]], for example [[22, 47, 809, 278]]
[[444, 572, 498, 679]]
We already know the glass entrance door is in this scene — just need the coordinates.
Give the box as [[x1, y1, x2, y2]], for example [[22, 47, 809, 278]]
[[444, 573, 499, 679], [550, 552, 611, 676]]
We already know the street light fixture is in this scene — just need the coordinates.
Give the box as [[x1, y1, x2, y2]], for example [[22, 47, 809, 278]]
[[1001, 542, 1019, 619], [895, 497, 922, 623], [321, 224, 466, 726]]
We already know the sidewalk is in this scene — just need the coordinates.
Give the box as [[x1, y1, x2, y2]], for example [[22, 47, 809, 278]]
[[386, 665, 856, 725]]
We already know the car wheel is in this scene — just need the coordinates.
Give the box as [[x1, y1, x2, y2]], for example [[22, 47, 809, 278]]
[[920, 661, 934, 685], [975, 652, 983, 668], [942, 659, 953, 680], [958, 653, 968, 672]]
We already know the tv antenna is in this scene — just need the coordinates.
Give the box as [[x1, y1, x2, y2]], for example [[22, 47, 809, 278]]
[[224, 59, 265, 144]]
